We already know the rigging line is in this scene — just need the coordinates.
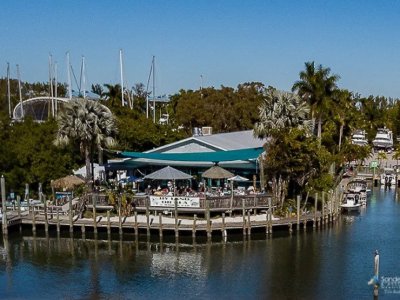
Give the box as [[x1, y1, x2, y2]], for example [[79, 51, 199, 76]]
[[146, 62, 153, 95], [70, 65, 80, 94], [79, 59, 83, 94]]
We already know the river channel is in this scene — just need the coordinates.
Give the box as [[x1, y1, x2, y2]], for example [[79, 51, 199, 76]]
[[0, 187, 399, 299]]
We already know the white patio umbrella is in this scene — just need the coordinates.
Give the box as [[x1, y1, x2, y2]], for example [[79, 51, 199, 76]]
[[228, 175, 249, 209]]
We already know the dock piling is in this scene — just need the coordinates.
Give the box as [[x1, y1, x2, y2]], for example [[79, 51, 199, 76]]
[[242, 199, 246, 236], [314, 193, 318, 228], [56, 209, 60, 233], [206, 200, 211, 239], [68, 195, 73, 233], [247, 211, 251, 236], [106, 210, 111, 235], [192, 214, 197, 238], [1, 175, 7, 236], [159, 212, 163, 238], [296, 195, 300, 231], [93, 193, 97, 234]]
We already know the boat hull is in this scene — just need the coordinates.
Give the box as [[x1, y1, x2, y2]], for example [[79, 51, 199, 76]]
[[341, 203, 361, 211]]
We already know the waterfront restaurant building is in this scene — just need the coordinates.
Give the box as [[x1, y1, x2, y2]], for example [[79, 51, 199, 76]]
[[105, 129, 266, 189]]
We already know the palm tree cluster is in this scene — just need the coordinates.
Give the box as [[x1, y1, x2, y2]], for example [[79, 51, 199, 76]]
[[254, 61, 381, 207], [54, 98, 117, 185]]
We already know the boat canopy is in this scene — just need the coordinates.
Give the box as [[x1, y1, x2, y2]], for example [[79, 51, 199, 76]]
[[117, 147, 264, 162]]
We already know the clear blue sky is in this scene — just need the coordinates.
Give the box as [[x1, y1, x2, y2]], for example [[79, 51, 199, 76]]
[[1, 0, 400, 98]]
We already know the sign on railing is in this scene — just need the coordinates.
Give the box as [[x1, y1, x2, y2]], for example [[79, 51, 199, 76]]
[[149, 196, 200, 208]]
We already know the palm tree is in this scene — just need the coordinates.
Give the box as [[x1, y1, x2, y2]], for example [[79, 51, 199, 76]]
[[333, 89, 354, 151], [103, 84, 121, 107], [292, 61, 339, 145], [254, 88, 312, 139], [54, 98, 117, 185], [254, 88, 312, 206]]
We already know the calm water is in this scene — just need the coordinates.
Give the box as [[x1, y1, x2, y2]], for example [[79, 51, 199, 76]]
[[1, 188, 400, 299]]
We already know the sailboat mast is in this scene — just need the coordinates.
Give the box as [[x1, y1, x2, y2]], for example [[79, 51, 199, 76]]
[[7, 63, 11, 119], [66, 52, 72, 100], [146, 60, 153, 119], [54, 62, 58, 116], [152, 55, 156, 123], [82, 56, 86, 99], [16, 64, 24, 119], [120, 49, 124, 107], [49, 54, 54, 117]]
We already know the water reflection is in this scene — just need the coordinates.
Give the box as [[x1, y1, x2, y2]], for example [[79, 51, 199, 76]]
[[0, 187, 399, 299]]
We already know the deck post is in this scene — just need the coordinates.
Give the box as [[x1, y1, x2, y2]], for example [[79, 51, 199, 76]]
[[303, 219, 307, 230], [145, 197, 150, 237], [247, 210, 251, 236], [93, 193, 97, 234], [268, 197, 273, 234], [265, 210, 269, 234], [134, 210, 138, 235], [1, 175, 7, 235], [206, 199, 211, 239], [44, 197, 48, 234], [288, 223, 293, 234], [118, 195, 123, 236], [296, 195, 300, 231], [68, 195, 73, 233], [32, 208, 36, 234], [321, 192, 325, 226], [242, 198, 246, 236], [17, 195, 21, 218], [222, 212, 226, 237], [314, 193, 318, 228], [107, 210, 111, 236], [81, 224, 85, 234], [56, 208, 60, 233], [159, 212, 163, 238], [174, 196, 179, 239], [192, 214, 197, 238]]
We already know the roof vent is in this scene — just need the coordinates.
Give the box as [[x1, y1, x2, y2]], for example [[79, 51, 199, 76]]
[[202, 126, 212, 136]]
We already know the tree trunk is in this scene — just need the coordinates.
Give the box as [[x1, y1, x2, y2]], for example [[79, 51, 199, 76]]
[[318, 115, 322, 146], [85, 146, 91, 181], [338, 123, 344, 152], [98, 146, 103, 166]]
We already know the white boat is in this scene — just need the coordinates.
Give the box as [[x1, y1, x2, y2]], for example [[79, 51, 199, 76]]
[[351, 130, 368, 146], [341, 193, 362, 211], [372, 127, 393, 151], [347, 179, 368, 205], [380, 168, 397, 187]]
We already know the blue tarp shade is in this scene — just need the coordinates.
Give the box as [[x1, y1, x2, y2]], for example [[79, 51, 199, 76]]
[[118, 147, 264, 162]]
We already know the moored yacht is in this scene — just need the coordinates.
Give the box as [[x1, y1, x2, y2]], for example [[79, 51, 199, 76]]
[[351, 130, 368, 146], [372, 127, 393, 151]]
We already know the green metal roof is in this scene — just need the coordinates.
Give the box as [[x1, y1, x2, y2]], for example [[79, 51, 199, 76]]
[[119, 147, 264, 162]]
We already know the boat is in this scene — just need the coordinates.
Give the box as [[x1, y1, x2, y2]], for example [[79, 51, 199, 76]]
[[380, 168, 397, 187], [347, 178, 368, 205], [341, 193, 362, 211], [372, 127, 393, 151], [351, 130, 368, 146]]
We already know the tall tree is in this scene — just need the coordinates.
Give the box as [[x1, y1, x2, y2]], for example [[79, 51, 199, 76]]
[[254, 88, 312, 206], [54, 99, 117, 184], [292, 61, 339, 145], [103, 84, 121, 107]]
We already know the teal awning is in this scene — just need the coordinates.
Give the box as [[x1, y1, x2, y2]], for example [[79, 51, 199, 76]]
[[118, 147, 264, 162]]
